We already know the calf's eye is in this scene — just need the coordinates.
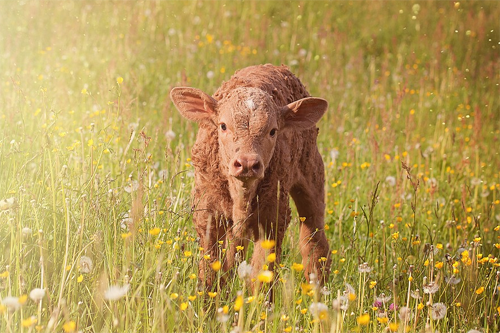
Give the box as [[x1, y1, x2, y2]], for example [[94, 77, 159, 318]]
[[220, 123, 227, 131], [270, 128, 277, 137]]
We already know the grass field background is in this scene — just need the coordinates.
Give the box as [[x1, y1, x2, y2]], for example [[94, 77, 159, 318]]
[[1, 1, 499, 332]]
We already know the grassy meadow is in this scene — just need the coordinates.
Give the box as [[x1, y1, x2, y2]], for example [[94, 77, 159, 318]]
[[1, 0, 500, 332]]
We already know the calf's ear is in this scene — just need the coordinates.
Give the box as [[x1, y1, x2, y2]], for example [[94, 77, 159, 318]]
[[170, 87, 217, 122], [281, 97, 328, 130]]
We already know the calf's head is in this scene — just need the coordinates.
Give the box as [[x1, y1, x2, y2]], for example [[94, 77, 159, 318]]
[[170, 87, 328, 186]]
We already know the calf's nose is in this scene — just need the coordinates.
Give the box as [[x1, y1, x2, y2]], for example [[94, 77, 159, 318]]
[[230, 155, 263, 179]]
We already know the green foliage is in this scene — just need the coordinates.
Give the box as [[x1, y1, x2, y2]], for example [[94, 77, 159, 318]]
[[0, 1, 499, 332]]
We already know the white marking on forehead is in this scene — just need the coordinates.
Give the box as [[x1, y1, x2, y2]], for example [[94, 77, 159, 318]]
[[245, 99, 256, 110]]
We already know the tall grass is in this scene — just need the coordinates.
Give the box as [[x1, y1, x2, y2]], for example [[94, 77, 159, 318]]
[[0, 1, 499, 332]]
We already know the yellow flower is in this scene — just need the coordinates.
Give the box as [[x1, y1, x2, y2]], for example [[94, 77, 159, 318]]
[[292, 263, 304, 272], [170, 293, 179, 300], [299, 217, 306, 222], [281, 314, 289, 321], [188, 295, 196, 301], [236, 245, 244, 251], [211, 261, 222, 271], [0, 271, 9, 278], [19, 295, 28, 305], [357, 313, 370, 326], [424, 259, 429, 266], [208, 291, 217, 298], [62, 321, 76, 333], [369, 281, 377, 289], [121, 232, 132, 239], [392, 232, 399, 240], [476, 287, 485, 295], [77, 275, 83, 283], [22, 316, 37, 327], [389, 322, 399, 332], [180, 302, 188, 311], [301, 308, 307, 314], [234, 295, 243, 311], [184, 251, 192, 257], [435, 261, 444, 269], [189, 273, 197, 280], [257, 270, 273, 283], [377, 317, 388, 324], [117, 77, 124, 84], [149, 228, 161, 236], [261, 240, 275, 249], [0, 304, 6, 314], [348, 293, 356, 301], [284, 327, 292, 332], [266, 253, 276, 262], [417, 303, 424, 310]]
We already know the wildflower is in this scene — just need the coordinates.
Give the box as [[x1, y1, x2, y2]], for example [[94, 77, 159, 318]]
[[475, 287, 485, 295], [22, 316, 37, 327], [292, 263, 304, 272], [358, 262, 373, 273], [184, 251, 192, 257], [0, 197, 15, 210], [423, 281, 439, 294], [417, 303, 424, 310], [309, 302, 328, 320], [1, 296, 21, 311], [399, 306, 411, 322], [180, 302, 188, 311], [170, 293, 179, 300], [104, 284, 130, 301], [116, 77, 123, 84], [149, 228, 161, 236], [211, 261, 222, 271], [62, 321, 76, 333], [369, 281, 377, 289], [217, 306, 229, 322], [29, 288, 45, 302], [266, 253, 276, 262], [357, 313, 370, 325], [261, 240, 275, 249], [430, 302, 447, 320], [385, 176, 396, 186], [389, 322, 399, 332], [0, 271, 9, 278], [332, 295, 348, 311], [257, 270, 273, 283], [79, 256, 93, 274], [237, 261, 252, 279], [22, 227, 32, 236], [234, 294, 244, 311], [376, 293, 392, 303], [165, 130, 176, 140], [377, 314, 388, 324], [208, 291, 217, 298]]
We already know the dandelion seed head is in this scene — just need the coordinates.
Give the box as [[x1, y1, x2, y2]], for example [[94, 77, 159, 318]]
[[237, 261, 252, 280], [29, 288, 45, 302], [104, 284, 130, 301], [79, 256, 93, 274], [1, 296, 21, 311], [430, 302, 447, 320]]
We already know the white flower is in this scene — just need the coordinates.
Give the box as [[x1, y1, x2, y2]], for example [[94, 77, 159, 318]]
[[309, 302, 328, 319], [358, 262, 372, 273], [0, 197, 15, 211], [217, 307, 229, 323], [375, 293, 392, 303], [399, 306, 411, 322], [332, 295, 348, 311], [423, 281, 439, 294], [22, 227, 32, 236], [165, 130, 176, 140], [124, 180, 139, 193], [79, 256, 94, 274], [385, 176, 396, 187], [206, 71, 214, 79], [430, 302, 447, 320], [104, 284, 130, 301], [330, 149, 339, 160], [445, 276, 461, 285], [29, 288, 46, 302], [410, 289, 422, 299], [237, 261, 252, 280], [2, 296, 21, 311]]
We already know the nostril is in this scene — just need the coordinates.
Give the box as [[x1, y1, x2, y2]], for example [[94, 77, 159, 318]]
[[234, 160, 242, 168], [252, 161, 261, 171]]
